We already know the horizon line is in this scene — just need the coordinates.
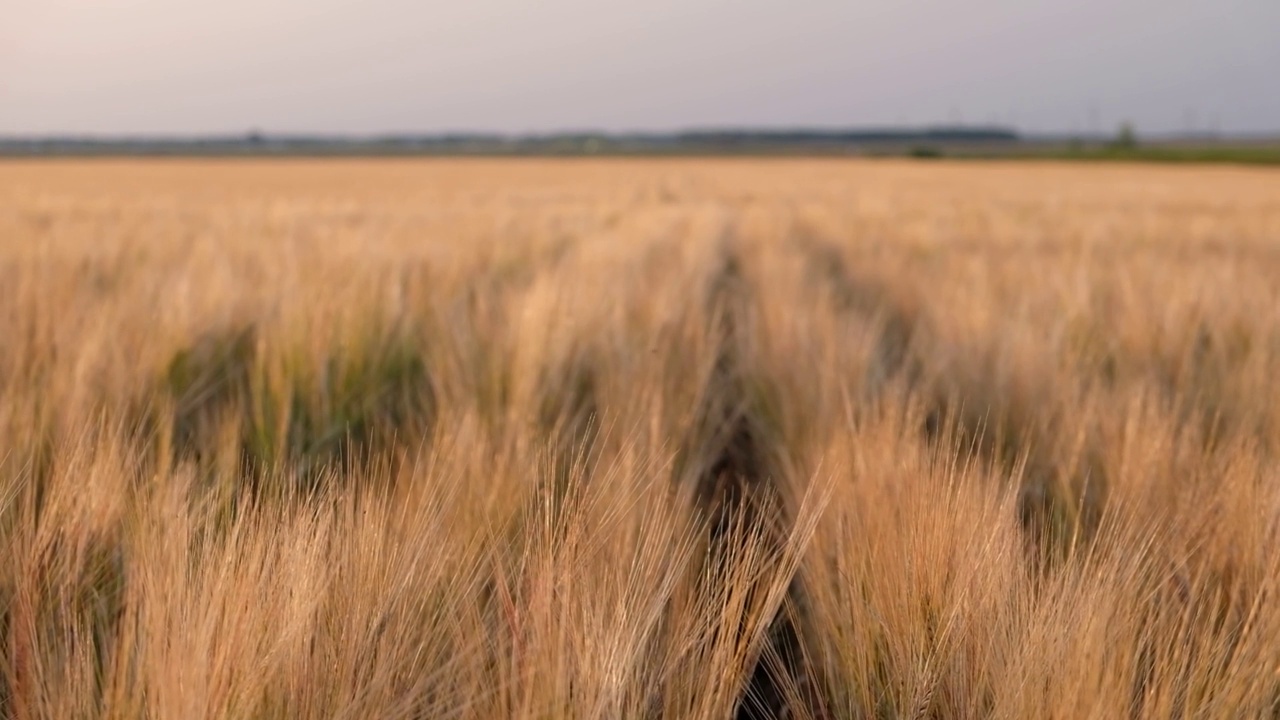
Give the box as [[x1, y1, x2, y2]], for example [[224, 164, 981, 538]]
[[3, 124, 1278, 144]]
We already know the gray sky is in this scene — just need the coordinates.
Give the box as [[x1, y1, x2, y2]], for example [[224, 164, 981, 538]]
[[3, 0, 1278, 136]]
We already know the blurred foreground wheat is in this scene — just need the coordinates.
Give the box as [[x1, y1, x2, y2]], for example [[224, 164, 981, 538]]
[[2, 159, 1280, 719]]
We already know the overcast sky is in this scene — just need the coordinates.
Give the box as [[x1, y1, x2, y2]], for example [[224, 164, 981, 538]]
[[3, 0, 1278, 136]]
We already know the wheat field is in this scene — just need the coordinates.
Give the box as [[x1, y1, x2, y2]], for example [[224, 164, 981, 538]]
[[2, 158, 1280, 719]]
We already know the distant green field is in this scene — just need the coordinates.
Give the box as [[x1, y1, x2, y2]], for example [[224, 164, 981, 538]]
[[3, 135, 1278, 165], [935, 143, 1280, 166]]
